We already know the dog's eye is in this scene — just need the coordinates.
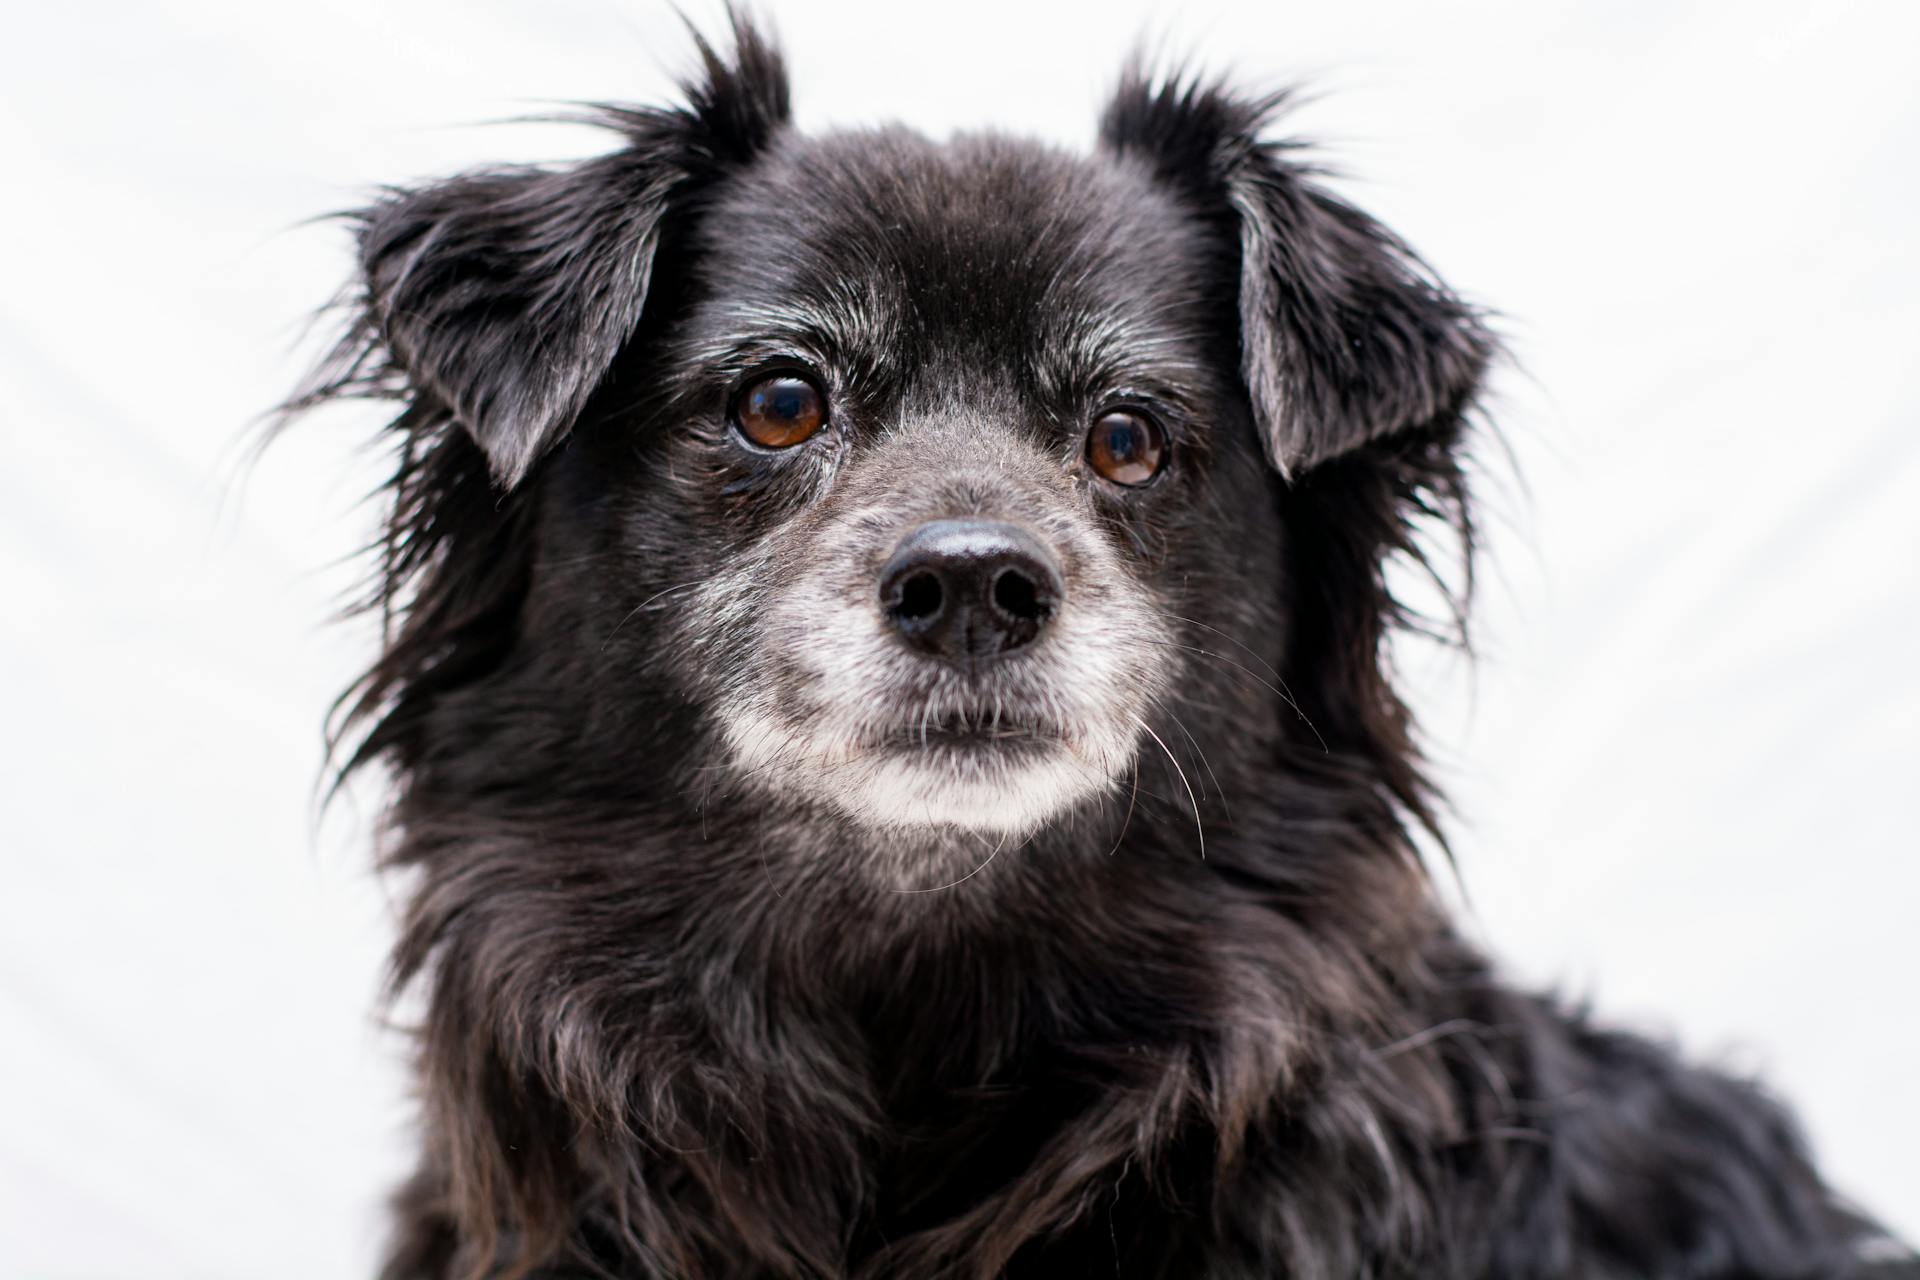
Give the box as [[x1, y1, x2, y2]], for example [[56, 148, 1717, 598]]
[[1085, 409, 1166, 486], [733, 372, 828, 449]]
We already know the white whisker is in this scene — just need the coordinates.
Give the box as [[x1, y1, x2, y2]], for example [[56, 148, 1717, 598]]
[[1132, 714, 1204, 860], [889, 828, 1017, 894]]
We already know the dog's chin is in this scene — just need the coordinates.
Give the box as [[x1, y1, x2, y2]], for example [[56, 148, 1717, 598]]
[[719, 706, 1127, 837], [839, 736, 1109, 835]]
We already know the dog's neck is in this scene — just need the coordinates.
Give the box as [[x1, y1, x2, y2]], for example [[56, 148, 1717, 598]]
[[387, 755, 1456, 1271]]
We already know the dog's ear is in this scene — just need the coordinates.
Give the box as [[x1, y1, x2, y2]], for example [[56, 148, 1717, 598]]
[[1099, 72, 1493, 477], [357, 15, 788, 489]]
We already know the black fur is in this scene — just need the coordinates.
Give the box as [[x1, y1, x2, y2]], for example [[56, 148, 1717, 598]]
[[288, 13, 1913, 1279]]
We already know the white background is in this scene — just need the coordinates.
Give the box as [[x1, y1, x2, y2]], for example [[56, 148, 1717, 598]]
[[3, 1, 1915, 1274]]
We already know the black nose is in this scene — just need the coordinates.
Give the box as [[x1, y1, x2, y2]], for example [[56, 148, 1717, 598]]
[[879, 519, 1064, 661]]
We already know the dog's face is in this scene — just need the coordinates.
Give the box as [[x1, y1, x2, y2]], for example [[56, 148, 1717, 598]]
[[633, 130, 1247, 836], [338, 27, 1491, 871]]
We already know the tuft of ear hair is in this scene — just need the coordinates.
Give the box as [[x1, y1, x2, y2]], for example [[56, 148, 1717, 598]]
[[351, 8, 788, 490], [273, 9, 789, 800], [1100, 68, 1495, 478]]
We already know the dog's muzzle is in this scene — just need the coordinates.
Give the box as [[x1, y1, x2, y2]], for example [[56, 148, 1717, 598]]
[[878, 519, 1063, 663]]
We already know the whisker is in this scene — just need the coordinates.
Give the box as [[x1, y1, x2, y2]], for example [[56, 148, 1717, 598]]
[[890, 828, 1019, 894], [600, 580, 705, 653], [1141, 638, 1328, 753], [1166, 708, 1230, 826], [1104, 757, 1141, 858], [1132, 714, 1203, 861], [1148, 608, 1285, 683]]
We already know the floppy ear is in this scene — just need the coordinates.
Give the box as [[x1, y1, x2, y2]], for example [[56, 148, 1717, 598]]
[[359, 156, 671, 490], [1100, 74, 1493, 477], [357, 16, 789, 489]]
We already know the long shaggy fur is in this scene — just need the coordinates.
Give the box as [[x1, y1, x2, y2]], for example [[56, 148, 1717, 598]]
[[287, 13, 1913, 1280]]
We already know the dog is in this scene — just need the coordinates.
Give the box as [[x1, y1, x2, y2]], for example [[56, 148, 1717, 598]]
[[288, 13, 1915, 1278]]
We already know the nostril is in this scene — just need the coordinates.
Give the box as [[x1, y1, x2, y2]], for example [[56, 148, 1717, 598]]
[[991, 567, 1047, 622], [879, 519, 1064, 661], [894, 570, 944, 622]]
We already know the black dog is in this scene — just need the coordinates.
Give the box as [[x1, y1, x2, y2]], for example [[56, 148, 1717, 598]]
[[290, 14, 1914, 1278]]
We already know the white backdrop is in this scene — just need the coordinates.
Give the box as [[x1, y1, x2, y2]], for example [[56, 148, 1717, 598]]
[[3, 2, 1915, 1275]]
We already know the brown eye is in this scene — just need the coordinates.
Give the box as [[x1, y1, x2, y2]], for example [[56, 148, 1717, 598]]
[[733, 372, 827, 449], [1085, 409, 1166, 486]]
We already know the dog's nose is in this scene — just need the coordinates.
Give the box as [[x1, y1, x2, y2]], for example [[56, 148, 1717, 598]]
[[878, 519, 1064, 661]]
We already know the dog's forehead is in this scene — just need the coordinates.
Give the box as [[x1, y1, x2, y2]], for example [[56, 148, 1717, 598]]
[[686, 127, 1219, 384]]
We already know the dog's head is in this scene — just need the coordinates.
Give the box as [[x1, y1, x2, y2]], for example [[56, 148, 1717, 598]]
[[311, 15, 1491, 869]]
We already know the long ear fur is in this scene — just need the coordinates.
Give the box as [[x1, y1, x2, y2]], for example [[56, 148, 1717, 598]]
[[355, 10, 788, 489], [281, 13, 788, 794], [1099, 71, 1494, 477], [1101, 66, 1495, 851]]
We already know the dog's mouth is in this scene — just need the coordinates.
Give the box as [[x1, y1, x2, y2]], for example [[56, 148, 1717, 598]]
[[812, 701, 1106, 835], [871, 709, 1066, 756]]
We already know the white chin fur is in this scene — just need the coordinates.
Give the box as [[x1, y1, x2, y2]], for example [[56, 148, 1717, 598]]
[[836, 747, 1112, 834], [717, 706, 1125, 836]]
